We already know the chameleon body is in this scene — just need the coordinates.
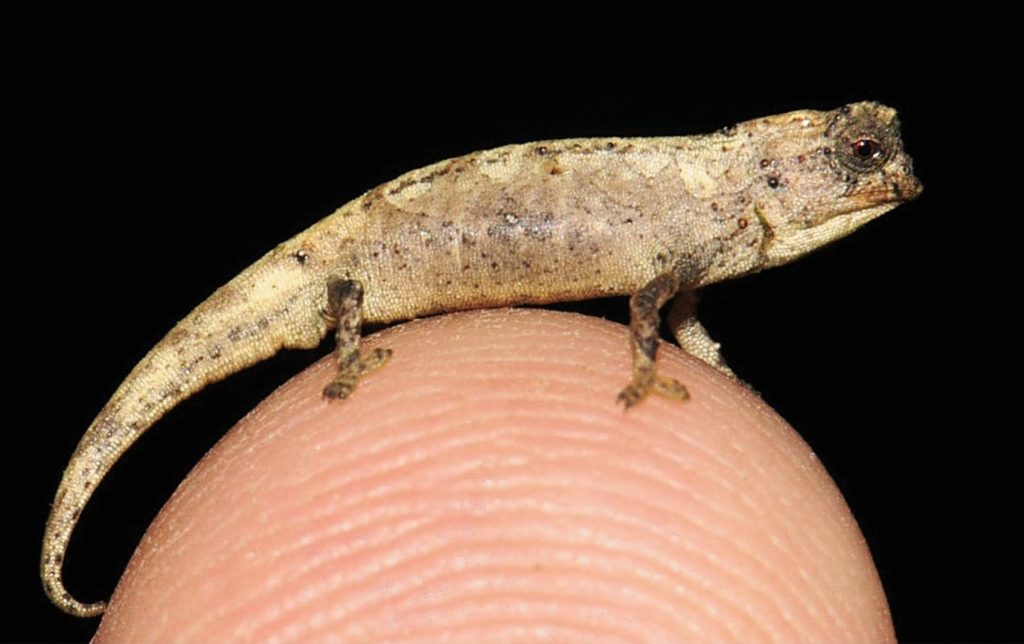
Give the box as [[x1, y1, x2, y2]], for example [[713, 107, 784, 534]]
[[44, 102, 921, 616]]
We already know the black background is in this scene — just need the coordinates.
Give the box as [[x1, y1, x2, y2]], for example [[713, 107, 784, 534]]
[[10, 9, 1016, 642]]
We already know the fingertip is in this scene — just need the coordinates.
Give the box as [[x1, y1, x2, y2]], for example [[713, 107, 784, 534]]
[[96, 309, 893, 642]]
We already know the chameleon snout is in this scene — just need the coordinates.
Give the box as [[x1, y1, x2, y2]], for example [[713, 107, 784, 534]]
[[886, 158, 923, 201]]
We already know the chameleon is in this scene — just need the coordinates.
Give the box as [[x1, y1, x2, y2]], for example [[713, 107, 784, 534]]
[[43, 101, 921, 617]]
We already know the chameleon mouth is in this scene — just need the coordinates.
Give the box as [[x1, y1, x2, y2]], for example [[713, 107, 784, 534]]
[[848, 174, 923, 209], [847, 190, 904, 209]]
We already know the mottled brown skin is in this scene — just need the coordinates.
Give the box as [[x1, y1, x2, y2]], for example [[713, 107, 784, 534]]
[[43, 101, 921, 617]]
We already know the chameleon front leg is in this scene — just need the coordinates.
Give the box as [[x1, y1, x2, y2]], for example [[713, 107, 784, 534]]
[[617, 272, 690, 407], [667, 290, 736, 378], [322, 279, 392, 400]]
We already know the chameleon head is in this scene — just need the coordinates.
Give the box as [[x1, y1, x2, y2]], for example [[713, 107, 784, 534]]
[[749, 101, 922, 268]]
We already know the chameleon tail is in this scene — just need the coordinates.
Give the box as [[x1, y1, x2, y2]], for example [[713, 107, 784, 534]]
[[42, 245, 327, 616]]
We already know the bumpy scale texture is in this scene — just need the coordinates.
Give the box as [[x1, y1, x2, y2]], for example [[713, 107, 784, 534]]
[[43, 102, 920, 617]]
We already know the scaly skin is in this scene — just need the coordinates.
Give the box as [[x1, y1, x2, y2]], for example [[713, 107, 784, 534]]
[[43, 101, 921, 617]]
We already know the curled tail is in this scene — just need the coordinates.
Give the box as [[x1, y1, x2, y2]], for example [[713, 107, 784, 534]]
[[42, 245, 328, 616]]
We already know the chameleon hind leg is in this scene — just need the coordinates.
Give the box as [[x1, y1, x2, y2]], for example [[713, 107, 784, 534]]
[[322, 279, 391, 400], [617, 272, 690, 407]]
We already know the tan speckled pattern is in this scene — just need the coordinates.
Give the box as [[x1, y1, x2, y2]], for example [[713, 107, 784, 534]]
[[43, 102, 920, 616]]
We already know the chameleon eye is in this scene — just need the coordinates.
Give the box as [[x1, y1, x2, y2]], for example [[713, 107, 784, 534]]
[[835, 131, 890, 172], [852, 138, 883, 161]]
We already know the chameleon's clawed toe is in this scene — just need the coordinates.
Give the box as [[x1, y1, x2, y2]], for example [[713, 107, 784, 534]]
[[618, 374, 690, 408], [617, 384, 644, 408], [363, 348, 392, 374], [652, 374, 689, 402], [323, 347, 392, 401], [323, 380, 356, 400], [617, 375, 654, 408]]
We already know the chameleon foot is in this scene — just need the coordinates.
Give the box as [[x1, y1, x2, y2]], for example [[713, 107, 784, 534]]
[[617, 374, 690, 408], [323, 278, 393, 400], [323, 347, 392, 400], [620, 271, 691, 408]]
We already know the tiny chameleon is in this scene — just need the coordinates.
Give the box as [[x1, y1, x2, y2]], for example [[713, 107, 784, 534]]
[[43, 101, 921, 617]]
